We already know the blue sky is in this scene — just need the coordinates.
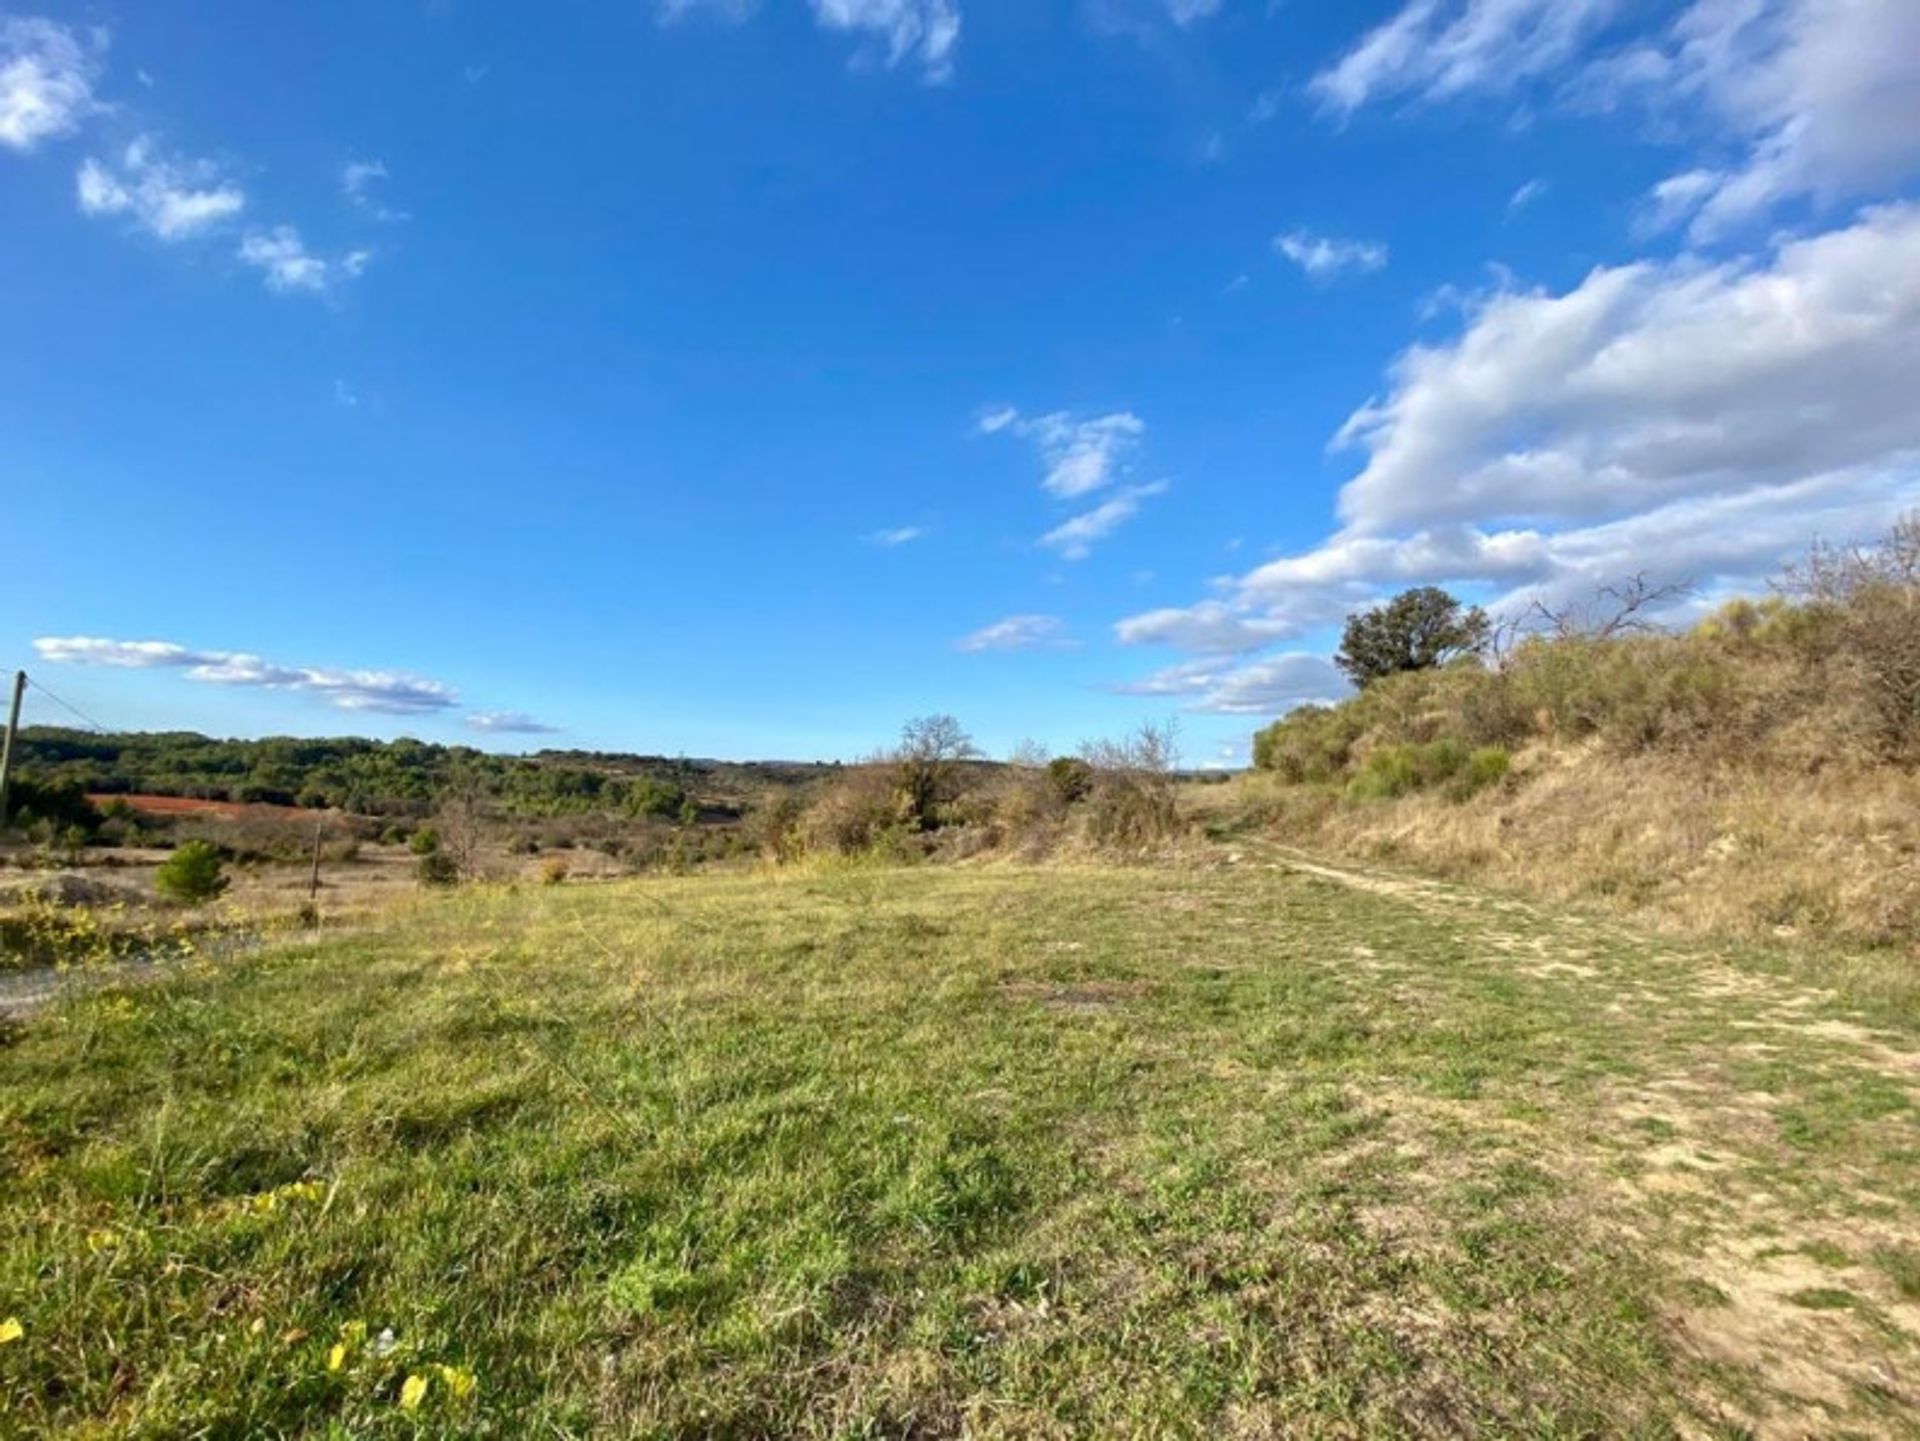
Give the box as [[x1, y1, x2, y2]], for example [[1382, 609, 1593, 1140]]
[[4, 0, 1918, 765]]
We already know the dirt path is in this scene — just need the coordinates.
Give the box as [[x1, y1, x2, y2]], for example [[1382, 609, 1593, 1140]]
[[1234, 838, 1920, 1436]]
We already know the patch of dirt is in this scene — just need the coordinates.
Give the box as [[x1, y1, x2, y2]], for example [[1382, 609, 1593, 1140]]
[[1678, 1240, 1920, 1437], [998, 979, 1155, 1013]]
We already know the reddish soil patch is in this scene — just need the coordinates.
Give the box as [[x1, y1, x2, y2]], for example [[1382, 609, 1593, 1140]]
[[86, 794, 313, 821]]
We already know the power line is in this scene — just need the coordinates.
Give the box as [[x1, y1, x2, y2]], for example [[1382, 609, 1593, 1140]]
[[23, 675, 113, 734]]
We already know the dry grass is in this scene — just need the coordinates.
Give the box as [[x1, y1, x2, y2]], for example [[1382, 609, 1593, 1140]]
[[1203, 749, 1920, 959]]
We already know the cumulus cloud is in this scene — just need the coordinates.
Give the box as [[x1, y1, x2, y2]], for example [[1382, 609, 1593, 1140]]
[[956, 614, 1070, 652], [237, 225, 370, 295], [33, 636, 462, 716], [1042, 482, 1167, 561], [76, 138, 245, 240], [1310, 0, 1621, 118], [1275, 229, 1389, 281], [1113, 653, 1347, 715], [466, 711, 562, 735], [1118, 204, 1920, 688], [1333, 204, 1920, 535], [809, 0, 961, 82], [0, 15, 100, 152], [983, 408, 1147, 498]]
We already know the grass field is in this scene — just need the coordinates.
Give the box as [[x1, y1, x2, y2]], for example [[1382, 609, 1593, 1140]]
[[3, 849, 1917, 1437]]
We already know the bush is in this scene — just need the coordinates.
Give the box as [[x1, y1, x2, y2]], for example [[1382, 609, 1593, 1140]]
[[154, 840, 229, 905], [539, 856, 570, 886], [416, 852, 460, 888], [1046, 757, 1094, 806], [409, 826, 441, 856], [1082, 723, 1181, 851]]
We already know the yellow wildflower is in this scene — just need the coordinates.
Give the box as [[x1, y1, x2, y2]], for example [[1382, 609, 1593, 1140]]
[[399, 1373, 429, 1410], [436, 1364, 477, 1401], [327, 1343, 347, 1372], [0, 1317, 22, 1345]]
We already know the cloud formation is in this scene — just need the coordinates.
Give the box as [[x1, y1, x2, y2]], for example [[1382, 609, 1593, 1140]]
[[1311, 0, 1620, 118], [0, 15, 99, 152], [982, 407, 1147, 498], [1313, 0, 1920, 242], [956, 614, 1069, 652], [1613, 0, 1920, 241], [76, 138, 245, 240], [1118, 203, 1920, 679], [1275, 229, 1388, 280], [33, 636, 461, 716], [866, 525, 926, 547], [238, 226, 371, 295], [809, 0, 961, 81], [1113, 653, 1347, 715], [1041, 482, 1168, 562]]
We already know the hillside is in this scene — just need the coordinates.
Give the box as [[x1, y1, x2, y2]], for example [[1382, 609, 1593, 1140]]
[[1229, 520, 1920, 951]]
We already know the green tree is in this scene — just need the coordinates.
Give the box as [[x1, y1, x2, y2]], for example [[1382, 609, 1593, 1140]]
[[154, 841, 229, 905], [1336, 587, 1489, 689]]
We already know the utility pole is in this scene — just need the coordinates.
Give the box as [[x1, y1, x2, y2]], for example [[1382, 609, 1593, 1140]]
[[308, 817, 325, 902], [0, 669, 25, 830]]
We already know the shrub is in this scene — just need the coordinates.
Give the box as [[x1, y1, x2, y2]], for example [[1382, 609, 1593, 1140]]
[[409, 826, 441, 857], [416, 852, 460, 888], [1082, 723, 1181, 851], [154, 840, 229, 905], [540, 856, 570, 886], [1046, 757, 1094, 805]]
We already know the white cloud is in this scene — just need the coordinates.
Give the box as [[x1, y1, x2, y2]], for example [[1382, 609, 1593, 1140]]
[[1311, 0, 1920, 241], [76, 138, 245, 240], [984, 408, 1147, 498], [1507, 177, 1548, 214], [237, 225, 369, 295], [1333, 203, 1920, 535], [808, 0, 961, 83], [1113, 601, 1294, 654], [1113, 653, 1347, 715], [1310, 0, 1621, 118], [956, 614, 1069, 652], [32, 636, 462, 716], [1275, 229, 1389, 280], [0, 16, 100, 152], [1119, 204, 1920, 670], [341, 157, 407, 221], [467, 711, 562, 735], [1041, 482, 1167, 561], [866, 525, 926, 546], [1624, 0, 1920, 241]]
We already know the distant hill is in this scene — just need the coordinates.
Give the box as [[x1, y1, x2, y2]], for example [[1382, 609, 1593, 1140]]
[[12, 728, 841, 820]]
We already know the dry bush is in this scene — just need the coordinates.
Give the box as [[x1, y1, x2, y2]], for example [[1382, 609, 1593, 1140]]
[[799, 761, 911, 857], [1081, 722, 1182, 852], [1785, 513, 1920, 759]]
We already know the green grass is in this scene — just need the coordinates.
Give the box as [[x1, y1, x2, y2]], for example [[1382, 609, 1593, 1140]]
[[3, 853, 1917, 1437]]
